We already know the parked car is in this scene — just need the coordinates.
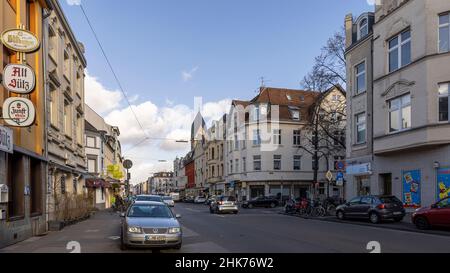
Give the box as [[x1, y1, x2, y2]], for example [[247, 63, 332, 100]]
[[336, 195, 405, 224], [194, 196, 207, 204], [135, 195, 164, 203], [162, 196, 175, 207], [412, 197, 450, 230], [183, 196, 194, 203], [169, 192, 180, 202], [205, 195, 217, 206], [242, 196, 279, 209], [209, 196, 238, 214], [120, 201, 182, 250]]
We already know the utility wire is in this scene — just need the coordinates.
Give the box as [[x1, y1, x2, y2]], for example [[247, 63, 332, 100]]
[[79, 4, 148, 138]]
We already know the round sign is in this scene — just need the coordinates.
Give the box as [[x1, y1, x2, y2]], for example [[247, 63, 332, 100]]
[[123, 159, 133, 170], [335, 161, 346, 171], [2, 97, 36, 127], [1, 29, 40, 53], [2, 64, 36, 94]]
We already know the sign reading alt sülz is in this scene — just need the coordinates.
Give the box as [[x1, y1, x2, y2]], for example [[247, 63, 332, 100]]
[[2, 64, 36, 94], [0, 29, 40, 53], [2, 97, 36, 127]]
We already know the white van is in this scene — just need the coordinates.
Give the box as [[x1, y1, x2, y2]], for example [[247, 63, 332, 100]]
[[170, 192, 180, 202]]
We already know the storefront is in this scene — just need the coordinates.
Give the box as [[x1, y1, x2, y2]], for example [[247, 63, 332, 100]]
[[346, 162, 373, 200]]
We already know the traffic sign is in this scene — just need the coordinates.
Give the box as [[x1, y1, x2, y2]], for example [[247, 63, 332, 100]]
[[326, 171, 333, 182], [335, 161, 346, 171], [123, 159, 133, 169]]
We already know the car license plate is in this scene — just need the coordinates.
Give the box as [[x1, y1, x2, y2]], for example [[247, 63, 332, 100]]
[[393, 212, 402, 215], [145, 235, 165, 241]]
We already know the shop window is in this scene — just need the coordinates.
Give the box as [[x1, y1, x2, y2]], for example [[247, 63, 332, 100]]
[[7, 153, 25, 219], [30, 158, 43, 215]]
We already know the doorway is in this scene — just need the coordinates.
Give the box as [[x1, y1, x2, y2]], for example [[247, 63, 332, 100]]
[[380, 173, 392, 196]]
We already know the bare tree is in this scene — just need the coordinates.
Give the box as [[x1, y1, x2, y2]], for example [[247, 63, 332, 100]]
[[301, 28, 346, 92]]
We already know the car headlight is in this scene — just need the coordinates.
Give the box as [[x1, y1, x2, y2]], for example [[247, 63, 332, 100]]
[[168, 227, 181, 234], [128, 226, 142, 233]]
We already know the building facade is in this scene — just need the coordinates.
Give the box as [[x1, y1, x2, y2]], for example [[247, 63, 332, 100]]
[[149, 172, 174, 195], [205, 115, 226, 195], [0, 0, 51, 249], [224, 87, 346, 202], [345, 0, 450, 207], [44, 0, 88, 224], [344, 12, 375, 200]]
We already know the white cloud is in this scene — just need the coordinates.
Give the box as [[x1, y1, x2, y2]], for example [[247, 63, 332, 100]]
[[181, 66, 199, 82], [66, 0, 82, 5], [85, 71, 123, 115]]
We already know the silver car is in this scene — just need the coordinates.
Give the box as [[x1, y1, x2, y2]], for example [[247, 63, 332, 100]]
[[121, 201, 182, 250], [162, 196, 175, 207]]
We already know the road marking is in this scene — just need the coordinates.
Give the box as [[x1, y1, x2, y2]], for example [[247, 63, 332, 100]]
[[108, 236, 121, 240], [85, 229, 100, 233]]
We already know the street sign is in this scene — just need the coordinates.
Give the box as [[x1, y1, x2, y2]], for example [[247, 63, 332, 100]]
[[336, 172, 344, 186], [0, 126, 13, 154], [2, 64, 36, 94], [326, 170, 333, 182], [2, 97, 36, 127], [123, 159, 133, 170], [335, 161, 346, 171], [1, 29, 40, 53]]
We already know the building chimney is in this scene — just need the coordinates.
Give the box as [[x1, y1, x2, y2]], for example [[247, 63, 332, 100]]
[[345, 14, 354, 49]]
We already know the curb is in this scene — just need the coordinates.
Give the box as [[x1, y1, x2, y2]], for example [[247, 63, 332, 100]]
[[278, 212, 450, 237]]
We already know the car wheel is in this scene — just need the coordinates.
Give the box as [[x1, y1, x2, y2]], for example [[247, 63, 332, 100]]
[[336, 210, 345, 220], [415, 216, 430, 230], [173, 243, 182, 250], [270, 203, 276, 208], [369, 212, 380, 224], [248, 204, 253, 209]]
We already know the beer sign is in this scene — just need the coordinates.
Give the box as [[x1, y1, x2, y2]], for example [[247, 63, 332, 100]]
[[2, 97, 36, 127], [2, 64, 36, 94], [0, 29, 40, 53]]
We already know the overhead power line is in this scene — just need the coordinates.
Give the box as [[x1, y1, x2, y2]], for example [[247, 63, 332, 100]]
[[79, 4, 148, 138]]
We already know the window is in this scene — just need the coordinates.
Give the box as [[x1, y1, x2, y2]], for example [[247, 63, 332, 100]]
[[389, 29, 411, 72], [234, 135, 239, 150], [88, 158, 97, 173], [273, 155, 282, 170], [235, 159, 239, 173], [63, 100, 71, 136], [355, 61, 366, 94], [289, 107, 300, 120], [389, 94, 411, 132], [439, 83, 449, 122], [253, 129, 261, 145], [76, 113, 83, 145], [243, 127, 248, 149], [73, 178, 78, 194], [253, 106, 260, 121], [253, 155, 261, 171], [243, 157, 247, 172], [439, 13, 450, 53], [286, 94, 292, 101], [293, 155, 301, 171], [50, 84, 58, 127], [86, 136, 96, 148], [273, 129, 281, 145], [356, 113, 366, 144], [293, 130, 301, 146], [359, 18, 369, 39], [229, 160, 233, 173], [49, 26, 58, 61], [64, 50, 71, 79]]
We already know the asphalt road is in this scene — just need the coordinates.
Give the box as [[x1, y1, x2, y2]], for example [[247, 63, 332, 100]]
[[1, 202, 450, 253]]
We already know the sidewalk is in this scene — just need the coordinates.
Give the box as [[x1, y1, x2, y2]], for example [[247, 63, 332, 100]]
[[279, 211, 450, 237]]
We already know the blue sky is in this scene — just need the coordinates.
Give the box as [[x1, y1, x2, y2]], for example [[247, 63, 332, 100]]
[[61, 0, 375, 184]]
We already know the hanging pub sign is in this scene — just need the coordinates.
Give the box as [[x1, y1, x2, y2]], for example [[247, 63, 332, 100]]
[[2, 97, 36, 127], [0, 29, 40, 53], [2, 64, 36, 94]]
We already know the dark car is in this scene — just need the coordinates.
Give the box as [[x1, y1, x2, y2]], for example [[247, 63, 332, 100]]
[[336, 195, 405, 224], [242, 196, 279, 209], [412, 197, 450, 230]]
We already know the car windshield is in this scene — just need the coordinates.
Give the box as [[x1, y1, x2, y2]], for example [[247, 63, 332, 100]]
[[127, 204, 173, 218], [162, 196, 172, 200], [379, 196, 402, 204], [136, 196, 162, 202]]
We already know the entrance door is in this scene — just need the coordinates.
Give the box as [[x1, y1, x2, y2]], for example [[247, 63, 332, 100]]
[[380, 174, 392, 196]]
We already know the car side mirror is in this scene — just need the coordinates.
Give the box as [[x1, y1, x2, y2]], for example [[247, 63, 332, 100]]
[[175, 214, 181, 219], [120, 212, 126, 217]]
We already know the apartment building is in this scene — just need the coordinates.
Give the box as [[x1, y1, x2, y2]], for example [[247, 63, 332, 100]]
[[205, 115, 226, 195], [45, 0, 88, 224], [173, 157, 187, 191], [149, 172, 174, 195], [345, 0, 450, 207], [0, 0, 51, 248], [224, 87, 346, 202], [344, 12, 375, 199]]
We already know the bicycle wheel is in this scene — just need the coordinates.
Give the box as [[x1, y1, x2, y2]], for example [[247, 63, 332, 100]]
[[326, 204, 336, 216], [317, 207, 326, 217]]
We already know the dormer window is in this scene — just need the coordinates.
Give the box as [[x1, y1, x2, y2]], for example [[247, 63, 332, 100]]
[[359, 18, 369, 40]]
